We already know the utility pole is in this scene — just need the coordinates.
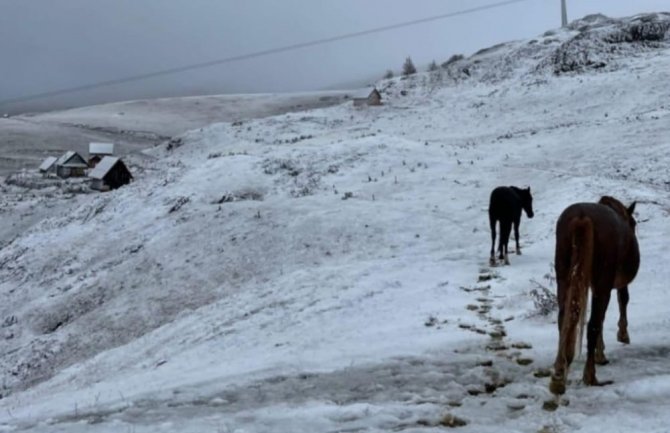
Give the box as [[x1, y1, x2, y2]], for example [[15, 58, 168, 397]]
[[561, 0, 568, 27]]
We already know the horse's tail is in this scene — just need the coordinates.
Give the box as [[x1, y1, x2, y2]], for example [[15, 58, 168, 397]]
[[563, 216, 594, 363]]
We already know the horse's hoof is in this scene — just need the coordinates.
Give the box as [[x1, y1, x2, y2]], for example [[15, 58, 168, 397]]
[[516, 250, 522, 255], [584, 378, 613, 387], [504, 258, 510, 265], [583, 373, 613, 387], [489, 257, 496, 266], [617, 331, 630, 345], [595, 356, 609, 366], [595, 346, 609, 365], [549, 375, 566, 395]]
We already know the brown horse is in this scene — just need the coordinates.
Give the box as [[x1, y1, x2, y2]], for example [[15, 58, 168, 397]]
[[549, 196, 639, 395]]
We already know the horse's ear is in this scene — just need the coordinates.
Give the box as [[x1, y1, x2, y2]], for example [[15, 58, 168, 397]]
[[627, 201, 636, 215]]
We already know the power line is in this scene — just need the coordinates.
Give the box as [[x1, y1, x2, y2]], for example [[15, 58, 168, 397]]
[[0, 0, 530, 107]]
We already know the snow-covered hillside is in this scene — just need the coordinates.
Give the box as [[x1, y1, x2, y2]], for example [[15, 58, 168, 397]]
[[1, 12, 669, 433], [0, 92, 350, 178]]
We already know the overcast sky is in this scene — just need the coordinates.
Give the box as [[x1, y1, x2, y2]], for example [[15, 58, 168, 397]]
[[1, 0, 668, 113]]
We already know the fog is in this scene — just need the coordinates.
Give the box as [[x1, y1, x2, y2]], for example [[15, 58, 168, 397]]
[[1, 0, 667, 114]]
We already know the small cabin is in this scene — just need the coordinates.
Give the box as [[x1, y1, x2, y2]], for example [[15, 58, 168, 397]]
[[88, 142, 115, 168], [89, 156, 133, 191], [352, 88, 382, 107], [38, 156, 58, 177], [55, 151, 88, 178]]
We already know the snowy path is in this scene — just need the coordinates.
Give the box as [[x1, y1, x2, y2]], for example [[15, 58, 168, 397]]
[[18, 256, 670, 433]]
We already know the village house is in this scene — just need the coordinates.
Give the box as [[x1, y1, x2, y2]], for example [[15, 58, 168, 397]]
[[88, 142, 115, 168], [352, 88, 382, 107], [55, 151, 88, 178], [89, 156, 133, 191], [38, 156, 58, 177]]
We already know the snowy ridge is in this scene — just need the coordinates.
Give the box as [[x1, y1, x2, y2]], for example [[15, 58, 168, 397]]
[[0, 13, 670, 433], [379, 12, 670, 97]]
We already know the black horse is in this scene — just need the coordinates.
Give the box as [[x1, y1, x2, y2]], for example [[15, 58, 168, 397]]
[[488, 186, 534, 265]]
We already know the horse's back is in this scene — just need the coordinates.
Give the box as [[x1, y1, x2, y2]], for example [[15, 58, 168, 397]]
[[556, 202, 628, 232], [489, 187, 519, 218], [489, 186, 515, 202]]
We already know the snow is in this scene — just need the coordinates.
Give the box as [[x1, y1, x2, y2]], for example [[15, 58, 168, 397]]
[[37, 158, 57, 173], [54, 151, 87, 168], [26, 91, 354, 138], [0, 91, 350, 178], [0, 12, 669, 433], [88, 143, 114, 156], [88, 157, 120, 180]]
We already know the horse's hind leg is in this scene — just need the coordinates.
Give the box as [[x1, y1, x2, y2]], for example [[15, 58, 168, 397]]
[[500, 221, 512, 265], [513, 217, 522, 255], [595, 330, 609, 365], [594, 287, 610, 365], [617, 286, 631, 344], [584, 288, 613, 386], [550, 277, 569, 395], [489, 215, 497, 266]]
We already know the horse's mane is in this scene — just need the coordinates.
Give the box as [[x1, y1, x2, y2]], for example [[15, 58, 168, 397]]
[[598, 196, 628, 218]]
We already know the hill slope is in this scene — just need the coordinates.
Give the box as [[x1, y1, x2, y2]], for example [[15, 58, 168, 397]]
[[0, 91, 350, 178]]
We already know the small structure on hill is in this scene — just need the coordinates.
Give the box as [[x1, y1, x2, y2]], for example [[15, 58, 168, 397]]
[[89, 156, 133, 191], [88, 142, 115, 168], [55, 151, 88, 178], [38, 156, 58, 177], [352, 88, 382, 107]]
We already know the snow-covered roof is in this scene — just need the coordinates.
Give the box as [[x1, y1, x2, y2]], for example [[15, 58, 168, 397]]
[[351, 88, 380, 100], [55, 151, 88, 168], [89, 142, 114, 155], [89, 156, 120, 179], [38, 156, 58, 171]]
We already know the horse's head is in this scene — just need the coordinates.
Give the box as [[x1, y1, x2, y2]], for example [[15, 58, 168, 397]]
[[599, 196, 637, 231], [520, 186, 534, 219]]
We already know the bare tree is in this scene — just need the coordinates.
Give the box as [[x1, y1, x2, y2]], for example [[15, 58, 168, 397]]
[[383, 69, 394, 79], [427, 60, 438, 72], [402, 56, 417, 76]]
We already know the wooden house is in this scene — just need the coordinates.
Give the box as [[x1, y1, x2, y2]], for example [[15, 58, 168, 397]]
[[89, 156, 133, 191], [352, 88, 382, 107], [55, 151, 88, 178], [88, 142, 115, 168], [38, 156, 58, 177]]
